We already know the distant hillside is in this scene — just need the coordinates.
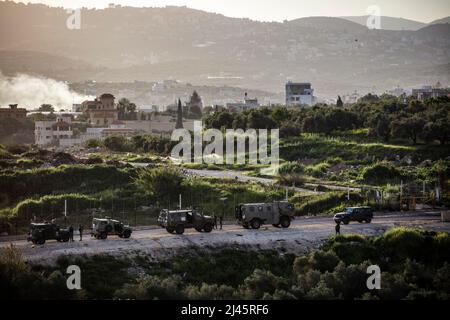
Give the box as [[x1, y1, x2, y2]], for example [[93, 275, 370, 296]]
[[0, 2, 449, 98], [0, 51, 104, 81], [341, 16, 426, 30], [287, 16, 367, 32], [429, 16, 450, 25], [415, 23, 450, 39]]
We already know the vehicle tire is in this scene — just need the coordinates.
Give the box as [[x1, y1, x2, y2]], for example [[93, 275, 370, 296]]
[[100, 232, 107, 240], [122, 230, 131, 238], [343, 219, 350, 225], [36, 238, 45, 245], [195, 227, 203, 233], [242, 223, 249, 229], [280, 216, 291, 228], [63, 237, 69, 242], [365, 219, 372, 223], [250, 219, 261, 230], [272, 224, 280, 228], [175, 225, 185, 235], [166, 227, 175, 234], [203, 224, 213, 233], [105, 225, 113, 233]]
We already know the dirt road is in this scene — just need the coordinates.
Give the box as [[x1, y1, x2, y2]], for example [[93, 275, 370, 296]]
[[1, 211, 448, 265]]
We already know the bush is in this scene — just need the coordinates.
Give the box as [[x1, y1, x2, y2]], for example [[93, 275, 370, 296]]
[[103, 135, 130, 152], [85, 139, 102, 148], [359, 162, 402, 185], [0, 245, 73, 299], [114, 275, 185, 300], [12, 193, 96, 221], [135, 166, 184, 200], [0, 165, 135, 204], [294, 192, 364, 216]]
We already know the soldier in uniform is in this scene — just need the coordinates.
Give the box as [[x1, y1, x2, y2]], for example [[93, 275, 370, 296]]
[[219, 214, 223, 230], [335, 222, 341, 236], [78, 224, 83, 241], [69, 225, 74, 242]]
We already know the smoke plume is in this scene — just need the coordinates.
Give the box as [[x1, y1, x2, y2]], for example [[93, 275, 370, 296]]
[[0, 72, 93, 110]]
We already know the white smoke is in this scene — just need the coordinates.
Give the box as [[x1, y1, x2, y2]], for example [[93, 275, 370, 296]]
[[0, 72, 94, 110]]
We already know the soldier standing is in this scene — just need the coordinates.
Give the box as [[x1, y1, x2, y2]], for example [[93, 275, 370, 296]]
[[78, 224, 83, 241], [335, 222, 341, 236], [69, 225, 74, 242], [213, 214, 218, 230], [219, 214, 223, 230]]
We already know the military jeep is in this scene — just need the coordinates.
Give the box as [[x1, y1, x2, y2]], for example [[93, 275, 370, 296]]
[[235, 201, 295, 229], [333, 206, 373, 225], [27, 222, 70, 245], [91, 217, 132, 240], [158, 209, 215, 235]]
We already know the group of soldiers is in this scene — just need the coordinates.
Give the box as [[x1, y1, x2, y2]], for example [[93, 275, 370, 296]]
[[67, 224, 84, 242]]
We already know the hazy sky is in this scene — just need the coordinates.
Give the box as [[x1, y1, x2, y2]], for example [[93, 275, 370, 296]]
[[7, 0, 450, 23]]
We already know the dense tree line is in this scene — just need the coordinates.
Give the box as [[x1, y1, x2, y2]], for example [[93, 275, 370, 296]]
[[203, 96, 450, 145]]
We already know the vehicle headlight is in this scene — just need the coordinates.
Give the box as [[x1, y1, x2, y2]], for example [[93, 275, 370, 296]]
[[242, 214, 246, 219]]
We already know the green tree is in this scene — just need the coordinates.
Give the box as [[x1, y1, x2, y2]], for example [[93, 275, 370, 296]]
[[423, 118, 450, 145], [392, 116, 426, 144], [135, 166, 184, 201], [375, 115, 391, 142], [38, 104, 54, 112]]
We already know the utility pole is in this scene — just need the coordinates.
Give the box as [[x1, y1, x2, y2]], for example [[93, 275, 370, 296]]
[[179, 194, 182, 210]]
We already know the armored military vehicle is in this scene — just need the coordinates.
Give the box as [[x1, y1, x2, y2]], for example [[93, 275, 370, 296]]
[[27, 222, 70, 245], [333, 206, 373, 225], [158, 208, 215, 235], [235, 201, 295, 229], [91, 217, 132, 239]]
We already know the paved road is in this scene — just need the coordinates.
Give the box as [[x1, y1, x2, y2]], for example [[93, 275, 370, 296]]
[[1, 211, 448, 265]]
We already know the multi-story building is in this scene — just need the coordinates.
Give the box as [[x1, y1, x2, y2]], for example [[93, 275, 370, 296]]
[[35, 116, 73, 146], [285, 82, 315, 107], [412, 85, 449, 101], [81, 93, 119, 126], [0, 104, 27, 121]]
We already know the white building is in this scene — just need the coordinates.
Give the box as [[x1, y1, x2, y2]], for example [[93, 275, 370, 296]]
[[285, 82, 315, 107], [412, 85, 449, 101], [226, 93, 260, 112], [35, 117, 74, 146]]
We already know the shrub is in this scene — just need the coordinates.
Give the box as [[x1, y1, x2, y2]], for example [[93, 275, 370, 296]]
[[0, 165, 135, 203], [135, 166, 184, 200], [114, 275, 185, 300], [294, 192, 364, 216], [359, 162, 402, 185]]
